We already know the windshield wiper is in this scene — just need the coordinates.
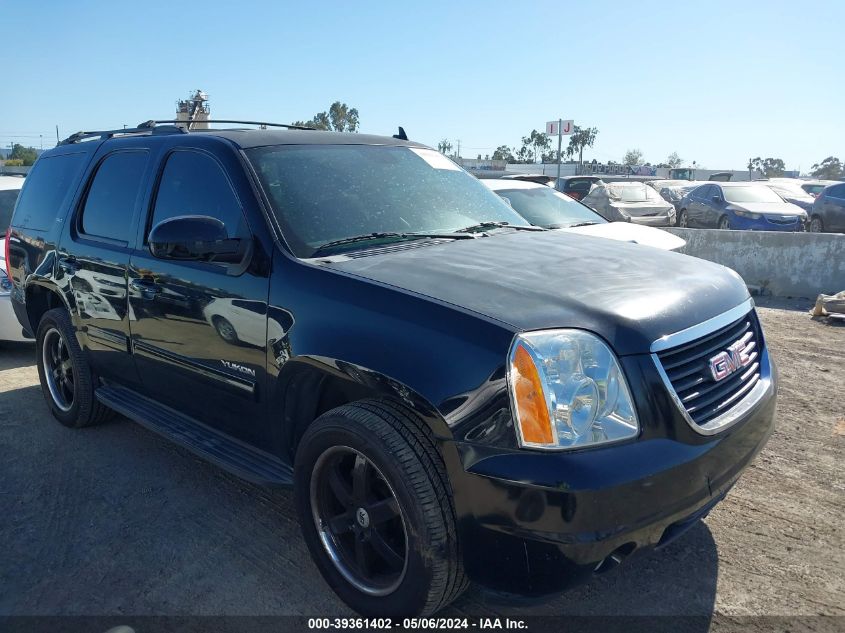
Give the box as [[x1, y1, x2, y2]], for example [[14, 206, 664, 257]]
[[566, 221, 602, 228], [310, 231, 474, 257], [456, 221, 544, 233]]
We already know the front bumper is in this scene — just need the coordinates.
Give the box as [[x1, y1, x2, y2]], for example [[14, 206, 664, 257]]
[[0, 294, 31, 342], [731, 214, 804, 232], [629, 214, 673, 227], [451, 361, 777, 596]]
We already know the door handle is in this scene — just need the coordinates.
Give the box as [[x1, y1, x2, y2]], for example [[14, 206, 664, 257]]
[[58, 256, 79, 274], [130, 278, 161, 297]]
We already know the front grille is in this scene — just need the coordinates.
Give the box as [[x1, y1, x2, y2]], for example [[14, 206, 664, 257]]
[[656, 310, 763, 427], [767, 216, 798, 225]]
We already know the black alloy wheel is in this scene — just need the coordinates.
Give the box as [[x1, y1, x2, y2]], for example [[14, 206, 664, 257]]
[[310, 446, 408, 596]]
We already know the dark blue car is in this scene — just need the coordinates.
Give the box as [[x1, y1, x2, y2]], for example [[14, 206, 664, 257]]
[[678, 182, 807, 231]]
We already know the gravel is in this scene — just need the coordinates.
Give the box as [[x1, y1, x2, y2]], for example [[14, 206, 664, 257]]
[[0, 297, 842, 619]]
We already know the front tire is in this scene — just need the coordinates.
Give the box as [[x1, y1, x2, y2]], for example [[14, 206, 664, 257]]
[[212, 315, 239, 344], [809, 216, 824, 233], [295, 400, 467, 617], [718, 215, 731, 230], [36, 308, 114, 428], [677, 210, 689, 228]]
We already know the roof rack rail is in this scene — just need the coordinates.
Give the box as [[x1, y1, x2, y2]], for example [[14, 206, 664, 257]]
[[59, 124, 186, 146], [59, 119, 316, 145], [138, 119, 316, 131]]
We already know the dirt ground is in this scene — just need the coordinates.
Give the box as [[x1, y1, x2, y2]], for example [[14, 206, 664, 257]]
[[0, 297, 842, 621]]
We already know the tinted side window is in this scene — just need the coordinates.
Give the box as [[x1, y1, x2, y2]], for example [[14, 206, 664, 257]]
[[710, 186, 723, 200], [80, 151, 148, 242], [829, 184, 845, 199], [12, 153, 88, 231], [696, 185, 713, 200], [0, 189, 21, 233], [150, 151, 245, 237]]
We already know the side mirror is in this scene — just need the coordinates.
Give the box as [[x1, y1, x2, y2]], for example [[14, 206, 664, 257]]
[[149, 215, 244, 263]]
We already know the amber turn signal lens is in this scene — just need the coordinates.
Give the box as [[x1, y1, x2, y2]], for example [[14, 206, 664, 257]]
[[511, 344, 554, 445]]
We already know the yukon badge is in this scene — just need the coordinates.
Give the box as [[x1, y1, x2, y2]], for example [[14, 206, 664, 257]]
[[708, 338, 753, 382], [220, 360, 256, 378]]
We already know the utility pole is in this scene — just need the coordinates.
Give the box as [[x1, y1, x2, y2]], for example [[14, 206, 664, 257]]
[[556, 118, 563, 183]]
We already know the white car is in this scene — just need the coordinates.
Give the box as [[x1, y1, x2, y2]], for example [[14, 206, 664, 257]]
[[482, 179, 685, 250], [1, 175, 29, 342]]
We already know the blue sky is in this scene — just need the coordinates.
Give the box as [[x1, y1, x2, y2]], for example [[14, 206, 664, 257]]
[[2, 0, 842, 172]]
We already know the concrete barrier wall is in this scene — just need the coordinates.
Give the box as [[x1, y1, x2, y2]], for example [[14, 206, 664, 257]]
[[664, 228, 845, 298]]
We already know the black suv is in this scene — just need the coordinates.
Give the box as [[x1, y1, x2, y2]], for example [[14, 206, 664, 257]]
[[5, 121, 777, 617]]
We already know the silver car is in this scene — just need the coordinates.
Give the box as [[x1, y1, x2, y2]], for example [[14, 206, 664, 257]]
[[1, 175, 29, 342], [581, 181, 675, 226]]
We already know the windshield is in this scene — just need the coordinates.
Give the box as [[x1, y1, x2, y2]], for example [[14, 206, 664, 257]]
[[723, 185, 784, 203], [803, 183, 827, 195], [495, 187, 606, 228], [767, 183, 813, 200], [247, 145, 530, 257], [0, 189, 21, 233], [607, 183, 663, 203]]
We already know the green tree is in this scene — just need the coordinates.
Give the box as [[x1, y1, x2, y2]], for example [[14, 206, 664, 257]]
[[519, 129, 550, 164], [748, 156, 786, 178], [515, 145, 533, 164], [565, 126, 599, 169], [437, 139, 453, 155], [293, 101, 359, 132], [810, 156, 843, 180], [666, 152, 683, 168], [9, 144, 38, 166], [623, 148, 643, 166], [492, 145, 514, 162]]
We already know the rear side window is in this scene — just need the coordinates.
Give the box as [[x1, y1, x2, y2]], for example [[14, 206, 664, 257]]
[[12, 153, 88, 231], [80, 151, 148, 242], [0, 189, 21, 233], [150, 151, 246, 238]]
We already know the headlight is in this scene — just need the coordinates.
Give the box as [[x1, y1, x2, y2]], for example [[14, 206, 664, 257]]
[[733, 208, 761, 220], [508, 330, 639, 450]]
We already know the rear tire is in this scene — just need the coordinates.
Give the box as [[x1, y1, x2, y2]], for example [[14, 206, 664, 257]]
[[294, 399, 467, 617], [36, 308, 114, 428], [677, 210, 688, 228], [809, 216, 824, 233]]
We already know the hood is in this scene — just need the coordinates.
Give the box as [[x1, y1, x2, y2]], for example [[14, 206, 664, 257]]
[[562, 222, 686, 251], [610, 201, 673, 216], [321, 230, 749, 356], [731, 201, 806, 216]]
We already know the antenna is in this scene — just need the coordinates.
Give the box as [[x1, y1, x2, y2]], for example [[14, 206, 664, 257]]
[[393, 126, 408, 141]]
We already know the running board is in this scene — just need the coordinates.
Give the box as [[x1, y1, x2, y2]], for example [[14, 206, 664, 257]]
[[96, 385, 293, 486]]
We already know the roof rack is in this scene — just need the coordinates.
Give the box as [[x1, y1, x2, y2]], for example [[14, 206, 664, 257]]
[[59, 119, 315, 145], [138, 119, 316, 131], [59, 123, 186, 145]]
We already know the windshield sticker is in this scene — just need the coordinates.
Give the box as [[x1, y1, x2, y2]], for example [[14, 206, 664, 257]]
[[409, 148, 462, 171]]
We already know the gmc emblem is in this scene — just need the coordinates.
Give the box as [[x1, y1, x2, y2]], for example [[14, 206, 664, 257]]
[[709, 339, 753, 381]]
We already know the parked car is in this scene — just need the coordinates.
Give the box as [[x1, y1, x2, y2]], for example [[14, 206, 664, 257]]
[[483, 179, 685, 250], [499, 173, 554, 186], [800, 180, 838, 198], [580, 181, 676, 226], [555, 175, 603, 200], [1, 175, 29, 342], [757, 179, 815, 213], [809, 182, 845, 233], [650, 180, 707, 215], [678, 183, 806, 231], [7, 121, 776, 617]]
